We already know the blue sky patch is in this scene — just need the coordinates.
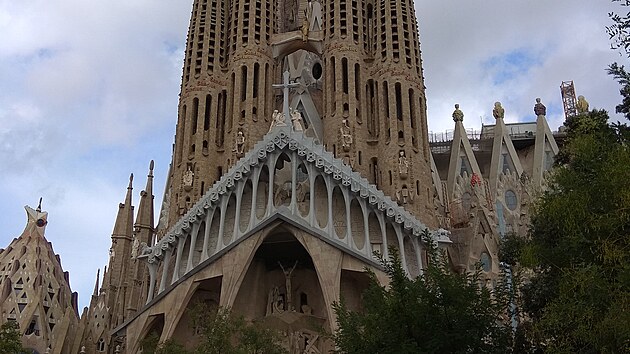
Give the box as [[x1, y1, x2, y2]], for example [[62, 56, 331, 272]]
[[482, 49, 543, 86]]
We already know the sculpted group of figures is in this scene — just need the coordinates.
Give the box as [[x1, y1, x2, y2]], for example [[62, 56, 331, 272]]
[[264, 261, 322, 354], [452, 96, 589, 121]]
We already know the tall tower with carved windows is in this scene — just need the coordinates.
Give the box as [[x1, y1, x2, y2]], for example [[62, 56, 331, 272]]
[[164, 0, 436, 230], [102, 0, 448, 352]]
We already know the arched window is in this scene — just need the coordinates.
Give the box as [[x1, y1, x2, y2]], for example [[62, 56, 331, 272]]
[[480, 252, 491, 272], [504, 190, 518, 211], [97, 338, 105, 352]]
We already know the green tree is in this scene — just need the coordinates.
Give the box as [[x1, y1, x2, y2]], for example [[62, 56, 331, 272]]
[[607, 0, 630, 57], [332, 232, 513, 354], [0, 321, 24, 354], [192, 306, 286, 354], [512, 109, 630, 353], [140, 333, 191, 354], [141, 306, 287, 354]]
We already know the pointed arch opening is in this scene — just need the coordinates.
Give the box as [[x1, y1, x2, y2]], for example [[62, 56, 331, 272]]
[[256, 166, 270, 220], [350, 199, 365, 250], [170, 277, 222, 351], [231, 229, 328, 333], [332, 187, 347, 239], [239, 180, 253, 233], [314, 175, 328, 229], [273, 153, 293, 208]]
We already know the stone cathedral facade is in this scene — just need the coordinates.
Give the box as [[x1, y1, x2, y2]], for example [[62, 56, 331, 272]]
[[0, 0, 564, 352]]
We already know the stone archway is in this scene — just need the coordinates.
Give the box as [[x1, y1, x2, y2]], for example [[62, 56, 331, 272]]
[[231, 228, 328, 354], [169, 277, 222, 351]]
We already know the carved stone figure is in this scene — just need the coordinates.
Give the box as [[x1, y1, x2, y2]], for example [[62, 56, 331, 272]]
[[577, 95, 589, 113], [492, 101, 504, 120], [183, 165, 194, 191], [274, 181, 292, 206], [452, 103, 464, 122], [398, 151, 409, 178], [279, 260, 298, 311], [301, 9, 310, 41], [291, 109, 305, 131], [131, 238, 139, 259], [301, 304, 312, 315], [396, 185, 413, 205], [269, 109, 287, 132], [340, 119, 352, 152], [534, 98, 546, 117], [233, 130, 245, 156], [267, 286, 285, 315], [270, 286, 284, 314]]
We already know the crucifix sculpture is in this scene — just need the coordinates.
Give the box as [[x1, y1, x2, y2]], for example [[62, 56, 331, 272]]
[[279, 260, 298, 311], [272, 70, 300, 130]]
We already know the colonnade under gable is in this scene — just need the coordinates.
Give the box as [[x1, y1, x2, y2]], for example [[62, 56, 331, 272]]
[[147, 148, 426, 304]]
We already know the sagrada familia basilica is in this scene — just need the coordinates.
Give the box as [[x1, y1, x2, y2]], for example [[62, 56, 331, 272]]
[[0, 0, 569, 352]]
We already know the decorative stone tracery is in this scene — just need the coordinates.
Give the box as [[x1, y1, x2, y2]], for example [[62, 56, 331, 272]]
[[139, 125, 451, 302]]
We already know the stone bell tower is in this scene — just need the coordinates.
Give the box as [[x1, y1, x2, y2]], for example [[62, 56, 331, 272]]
[[165, 0, 436, 228]]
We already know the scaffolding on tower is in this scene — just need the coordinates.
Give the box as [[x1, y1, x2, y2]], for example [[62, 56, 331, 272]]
[[560, 80, 578, 119]]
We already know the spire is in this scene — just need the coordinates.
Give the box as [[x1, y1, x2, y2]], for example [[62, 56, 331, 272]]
[[111, 174, 134, 240], [101, 265, 109, 291], [134, 161, 155, 244], [92, 268, 100, 297], [23, 203, 48, 239]]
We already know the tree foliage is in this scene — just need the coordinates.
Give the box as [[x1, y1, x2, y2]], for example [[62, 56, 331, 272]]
[[332, 232, 513, 354], [607, 0, 630, 57], [607, 63, 630, 122], [511, 109, 630, 353], [140, 305, 287, 354], [0, 321, 24, 354]]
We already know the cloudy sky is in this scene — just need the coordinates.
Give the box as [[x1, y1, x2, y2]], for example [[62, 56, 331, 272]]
[[0, 0, 626, 310]]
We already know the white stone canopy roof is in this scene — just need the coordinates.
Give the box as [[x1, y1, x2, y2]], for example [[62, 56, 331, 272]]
[[143, 124, 450, 268]]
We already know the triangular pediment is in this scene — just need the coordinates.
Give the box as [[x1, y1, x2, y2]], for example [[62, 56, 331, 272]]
[[447, 121, 483, 197], [141, 126, 451, 298], [488, 119, 524, 194], [532, 115, 560, 184]]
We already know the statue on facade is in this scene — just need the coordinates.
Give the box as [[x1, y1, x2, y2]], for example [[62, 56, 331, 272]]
[[131, 237, 139, 259], [396, 185, 413, 205], [279, 261, 298, 311], [534, 98, 546, 117], [267, 286, 285, 315], [492, 101, 505, 120], [301, 8, 310, 41], [233, 130, 245, 156], [269, 110, 287, 132], [340, 119, 352, 152], [291, 109, 305, 131], [577, 95, 589, 114], [398, 150, 409, 178], [183, 165, 194, 191], [452, 103, 464, 122]]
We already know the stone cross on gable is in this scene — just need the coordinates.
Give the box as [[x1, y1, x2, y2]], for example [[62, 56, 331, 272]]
[[272, 70, 300, 129]]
